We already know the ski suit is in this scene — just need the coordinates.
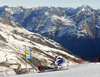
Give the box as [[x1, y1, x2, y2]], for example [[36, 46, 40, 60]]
[[57, 59, 65, 66]]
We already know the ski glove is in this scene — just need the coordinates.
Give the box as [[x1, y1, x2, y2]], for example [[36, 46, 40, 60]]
[[51, 62, 55, 65]]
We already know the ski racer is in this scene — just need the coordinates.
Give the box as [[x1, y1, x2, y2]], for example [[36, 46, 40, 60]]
[[51, 56, 66, 70]]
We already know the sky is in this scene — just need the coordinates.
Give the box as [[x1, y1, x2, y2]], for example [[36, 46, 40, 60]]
[[0, 0, 100, 9]]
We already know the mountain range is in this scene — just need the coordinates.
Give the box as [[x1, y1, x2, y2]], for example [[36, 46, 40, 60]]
[[0, 18, 80, 74], [0, 4, 100, 58]]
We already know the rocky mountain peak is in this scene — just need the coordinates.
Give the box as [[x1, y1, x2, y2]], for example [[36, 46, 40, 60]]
[[76, 4, 93, 13], [1, 5, 9, 9], [82, 4, 89, 8]]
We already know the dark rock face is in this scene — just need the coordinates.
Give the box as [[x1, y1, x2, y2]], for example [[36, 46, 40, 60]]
[[57, 37, 100, 57]]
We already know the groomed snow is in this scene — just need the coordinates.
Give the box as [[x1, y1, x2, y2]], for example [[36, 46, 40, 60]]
[[7, 62, 100, 77]]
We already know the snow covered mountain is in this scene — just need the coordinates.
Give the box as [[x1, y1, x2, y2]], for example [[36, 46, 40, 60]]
[[0, 4, 100, 58], [0, 18, 80, 75]]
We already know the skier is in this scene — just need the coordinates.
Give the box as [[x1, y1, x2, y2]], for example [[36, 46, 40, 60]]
[[51, 56, 66, 70]]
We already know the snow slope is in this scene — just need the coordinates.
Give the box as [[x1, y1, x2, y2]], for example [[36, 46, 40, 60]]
[[0, 18, 81, 76], [7, 62, 100, 77]]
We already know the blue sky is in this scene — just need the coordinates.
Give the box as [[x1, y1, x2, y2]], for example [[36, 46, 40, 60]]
[[0, 0, 100, 9]]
